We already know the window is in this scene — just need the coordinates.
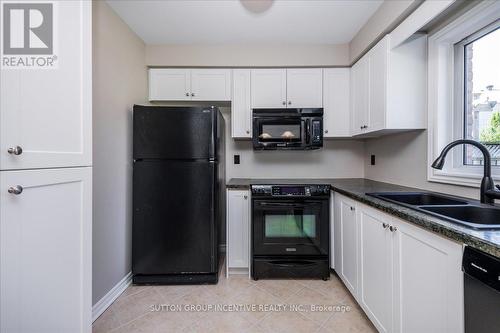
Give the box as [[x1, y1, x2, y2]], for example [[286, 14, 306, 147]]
[[428, 1, 500, 187], [457, 22, 500, 166]]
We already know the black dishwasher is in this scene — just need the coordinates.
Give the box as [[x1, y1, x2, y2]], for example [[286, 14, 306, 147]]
[[462, 247, 500, 333]]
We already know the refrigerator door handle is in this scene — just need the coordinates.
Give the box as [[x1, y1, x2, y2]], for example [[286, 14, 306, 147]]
[[209, 108, 216, 160]]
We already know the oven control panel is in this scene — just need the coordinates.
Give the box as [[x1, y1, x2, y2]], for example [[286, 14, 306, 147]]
[[251, 185, 330, 197]]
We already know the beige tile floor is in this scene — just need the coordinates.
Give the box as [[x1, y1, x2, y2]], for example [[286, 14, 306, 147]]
[[93, 269, 376, 333]]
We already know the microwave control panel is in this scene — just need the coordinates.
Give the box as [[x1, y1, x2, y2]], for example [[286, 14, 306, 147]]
[[312, 120, 322, 143]]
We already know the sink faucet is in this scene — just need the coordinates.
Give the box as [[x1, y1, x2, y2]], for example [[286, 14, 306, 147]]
[[431, 139, 500, 204]]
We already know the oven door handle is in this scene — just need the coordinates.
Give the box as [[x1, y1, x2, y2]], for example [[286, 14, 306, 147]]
[[256, 202, 308, 207]]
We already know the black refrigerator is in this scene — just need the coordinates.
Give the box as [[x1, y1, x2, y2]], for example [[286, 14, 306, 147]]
[[132, 105, 225, 284]]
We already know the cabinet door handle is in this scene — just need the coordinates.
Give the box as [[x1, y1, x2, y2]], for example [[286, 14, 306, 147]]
[[244, 195, 248, 199], [191, 93, 195, 97], [324, 130, 329, 134], [7, 146, 23, 155], [8, 185, 23, 195], [185, 92, 189, 96], [246, 130, 250, 134], [350, 206, 355, 211], [288, 101, 292, 105], [282, 101, 286, 105], [382, 223, 389, 229], [389, 225, 398, 232]]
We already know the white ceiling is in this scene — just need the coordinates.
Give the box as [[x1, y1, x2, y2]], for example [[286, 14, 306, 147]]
[[106, 0, 383, 45]]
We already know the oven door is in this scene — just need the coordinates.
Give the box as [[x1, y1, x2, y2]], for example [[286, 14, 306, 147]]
[[252, 117, 304, 149], [252, 199, 329, 256]]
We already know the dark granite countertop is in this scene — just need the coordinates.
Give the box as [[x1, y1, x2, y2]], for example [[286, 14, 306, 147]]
[[227, 178, 500, 258]]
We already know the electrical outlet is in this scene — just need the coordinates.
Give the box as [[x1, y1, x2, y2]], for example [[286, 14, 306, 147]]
[[234, 155, 240, 165], [371, 155, 376, 165]]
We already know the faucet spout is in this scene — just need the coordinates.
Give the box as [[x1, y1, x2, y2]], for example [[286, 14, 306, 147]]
[[431, 139, 499, 204]]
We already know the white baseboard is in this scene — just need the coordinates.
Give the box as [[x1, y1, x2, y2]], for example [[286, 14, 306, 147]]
[[227, 267, 249, 276], [92, 272, 132, 322]]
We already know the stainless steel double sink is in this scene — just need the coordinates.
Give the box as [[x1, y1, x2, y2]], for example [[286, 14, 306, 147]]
[[366, 192, 500, 230]]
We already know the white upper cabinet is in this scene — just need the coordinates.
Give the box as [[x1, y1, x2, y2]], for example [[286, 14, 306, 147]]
[[351, 34, 427, 137], [351, 57, 370, 136], [148, 68, 231, 101], [0, 1, 92, 170], [367, 38, 388, 133], [191, 69, 231, 101], [149, 69, 191, 101], [251, 69, 287, 108], [286, 68, 323, 108], [231, 69, 252, 138], [323, 68, 351, 137], [251, 68, 323, 109]]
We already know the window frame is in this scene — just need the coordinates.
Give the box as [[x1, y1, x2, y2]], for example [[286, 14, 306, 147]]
[[454, 20, 500, 168], [428, 1, 500, 188]]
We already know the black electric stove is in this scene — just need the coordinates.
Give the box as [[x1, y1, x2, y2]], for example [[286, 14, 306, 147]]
[[251, 184, 330, 280]]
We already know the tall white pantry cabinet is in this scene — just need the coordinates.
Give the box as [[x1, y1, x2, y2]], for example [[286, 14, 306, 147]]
[[0, 1, 92, 332]]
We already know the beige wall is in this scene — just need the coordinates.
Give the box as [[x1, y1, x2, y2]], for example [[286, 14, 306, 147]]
[[364, 131, 479, 199], [92, 1, 147, 305], [220, 108, 365, 179], [349, 0, 422, 63], [146, 44, 350, 67]]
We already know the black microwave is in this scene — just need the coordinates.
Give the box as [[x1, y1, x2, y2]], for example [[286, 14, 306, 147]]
[[252, 108, 323, 150]]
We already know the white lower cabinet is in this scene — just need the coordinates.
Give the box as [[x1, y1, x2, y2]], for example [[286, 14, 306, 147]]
[[392, 217, 463, 333], [334, 194, 358, 295], [358, 205, 393, 333], [334, 194, 464, 333], [0, 167, 92, 333], [226, 189, 250, 275]]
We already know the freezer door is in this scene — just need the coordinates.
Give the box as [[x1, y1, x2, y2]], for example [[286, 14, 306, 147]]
[[133, 105, 216, 160], [133, 160, 217, 275]]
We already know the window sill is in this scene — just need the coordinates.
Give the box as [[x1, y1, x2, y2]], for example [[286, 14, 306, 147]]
[[428, 167, 500, 188]]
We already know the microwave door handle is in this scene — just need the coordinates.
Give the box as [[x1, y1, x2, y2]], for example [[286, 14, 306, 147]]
[[305, 119, 311, 144]]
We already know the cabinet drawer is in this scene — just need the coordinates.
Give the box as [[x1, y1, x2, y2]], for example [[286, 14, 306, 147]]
[[253, 257, 329, 279]]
